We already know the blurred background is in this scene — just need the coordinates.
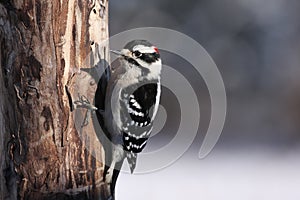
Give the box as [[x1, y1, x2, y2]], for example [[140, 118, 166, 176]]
[[109, 0, 300, 199]]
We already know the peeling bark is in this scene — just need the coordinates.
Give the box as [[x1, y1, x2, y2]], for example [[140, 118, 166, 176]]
[[0, 0, 111, 199]]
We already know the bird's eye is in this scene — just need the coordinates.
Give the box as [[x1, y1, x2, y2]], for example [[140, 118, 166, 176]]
[[133, 51, 142, 57]]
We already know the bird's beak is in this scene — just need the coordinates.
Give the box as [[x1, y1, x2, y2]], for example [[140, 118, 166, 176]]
[[110, 49, 133, 59], [110, 50, 123, 56]]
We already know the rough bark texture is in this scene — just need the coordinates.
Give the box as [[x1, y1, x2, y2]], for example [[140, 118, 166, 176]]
[[0, 0, 110, 199]]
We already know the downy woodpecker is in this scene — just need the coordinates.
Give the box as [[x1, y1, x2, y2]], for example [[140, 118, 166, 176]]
[[94, 40, 162, 197]]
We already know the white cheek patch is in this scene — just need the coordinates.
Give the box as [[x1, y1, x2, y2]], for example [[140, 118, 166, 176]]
[[133, 45, 156, 54]]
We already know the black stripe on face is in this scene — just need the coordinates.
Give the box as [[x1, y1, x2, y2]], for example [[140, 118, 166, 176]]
[[139, 52, 160, 64], [124, 55, 151, 74], [124, 56, 140, 66]]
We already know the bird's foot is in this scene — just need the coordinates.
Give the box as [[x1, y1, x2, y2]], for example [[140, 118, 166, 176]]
[[74, 94, 98, 127], [74, 94, 98, 111]]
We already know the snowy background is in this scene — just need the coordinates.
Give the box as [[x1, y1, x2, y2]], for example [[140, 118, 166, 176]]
[[117, 148, 300, 200], [109, 0, 300, 199]]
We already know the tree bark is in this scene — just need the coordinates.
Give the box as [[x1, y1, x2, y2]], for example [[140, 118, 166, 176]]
[[0, 0, 110, 199]]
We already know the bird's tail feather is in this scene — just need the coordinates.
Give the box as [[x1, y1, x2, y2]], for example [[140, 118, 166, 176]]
[[126, 152, 137, 174]]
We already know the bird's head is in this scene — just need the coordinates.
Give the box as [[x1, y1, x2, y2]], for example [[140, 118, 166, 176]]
[[111, 40, 161, 79]]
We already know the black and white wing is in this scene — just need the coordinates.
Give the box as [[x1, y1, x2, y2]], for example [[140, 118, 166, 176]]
[[121, 82, 161, 172]]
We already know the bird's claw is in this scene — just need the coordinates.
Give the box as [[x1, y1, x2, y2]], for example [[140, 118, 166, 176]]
[[74, 95, 98, 111], [74, 94, 98, 127]]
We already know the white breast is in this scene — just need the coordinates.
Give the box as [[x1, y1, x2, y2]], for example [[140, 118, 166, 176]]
[[105, 59, 161, 137], [106, 65, 142, 135]]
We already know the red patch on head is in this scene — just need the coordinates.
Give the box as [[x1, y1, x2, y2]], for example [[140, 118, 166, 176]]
[[154, 47, 159, 53]]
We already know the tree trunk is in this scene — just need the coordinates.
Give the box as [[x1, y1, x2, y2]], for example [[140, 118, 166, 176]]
[[0, 0, 111, 199]]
